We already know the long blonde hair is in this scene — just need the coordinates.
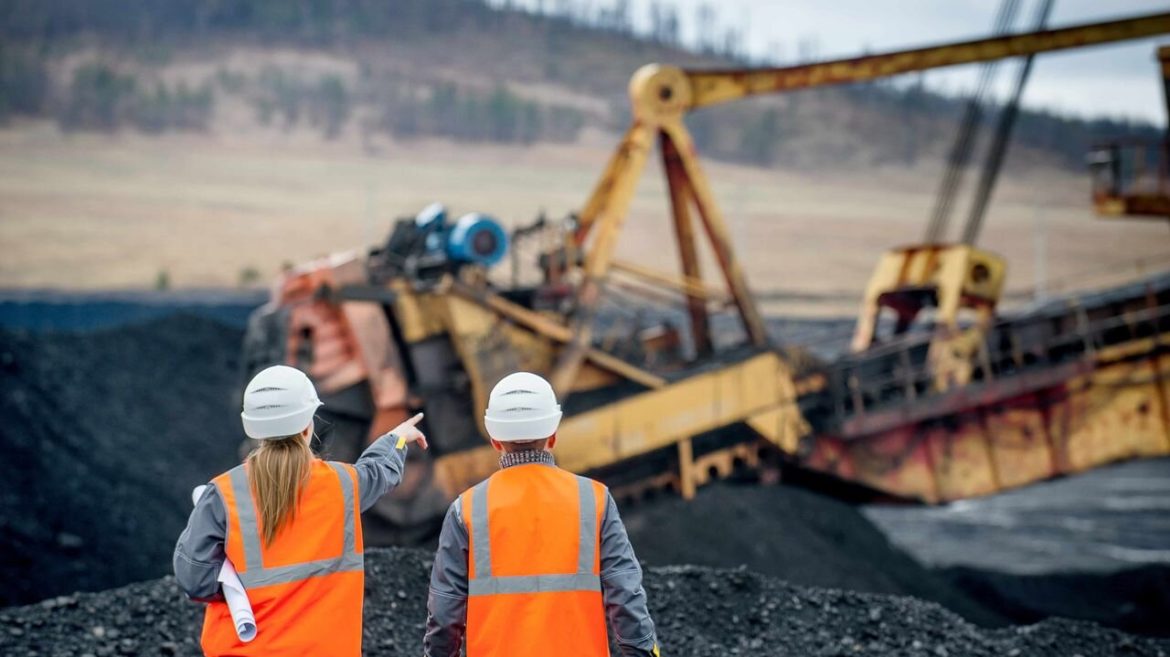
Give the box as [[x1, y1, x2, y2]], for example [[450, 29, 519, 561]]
[[247, 433, 312, 546]]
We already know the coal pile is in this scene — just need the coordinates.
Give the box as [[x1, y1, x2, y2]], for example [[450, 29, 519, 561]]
[[1, 297, 1162, 644], [864, 457, 1170, 636], [0, 315, 244, 606], [942, 564, 1170, 637], [2, 548, 1166, 657], [621, 483, 1007, 627]]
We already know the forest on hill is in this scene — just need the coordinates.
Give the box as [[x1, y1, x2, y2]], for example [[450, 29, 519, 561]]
[[0, 0, 1160, 169]]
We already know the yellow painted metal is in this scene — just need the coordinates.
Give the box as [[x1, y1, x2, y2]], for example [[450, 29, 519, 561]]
[[985, 402, 1058, 490], [431, 445, 498, 500], [849, 244, 1007, 391], [677, 438, 697, 500], [556, 352, 801, 472], [925, 423, 1002, 501], [449, 281, 667, 389], [684, 13, 1170, 109], [661, 132, 713, 356], [745, 407, 803, 453], [574, 122, 657, 242], [846, 426, 941, 503], [551, 121, 656, 396], [610, 259, 727, 304], [438, 293, 556, 437], [395, 13, 1170, 510], [391, 282, 448, 343], [658, 119, 769, 346], [531, 12, 1170, 503], [1053, 343, 1170, 473], [428, 351, 808, 499], [801, 342, 1170, 503], [851, 245, 1007, 352]]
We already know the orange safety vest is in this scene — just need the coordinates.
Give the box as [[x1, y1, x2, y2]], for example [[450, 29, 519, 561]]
[[462, 463, 609, 657], [202, 459, 364, 657]]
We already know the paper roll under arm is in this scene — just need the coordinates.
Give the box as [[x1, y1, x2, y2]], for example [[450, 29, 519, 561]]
[[191, 485, 258, 643], [218, 560, 257, 642]]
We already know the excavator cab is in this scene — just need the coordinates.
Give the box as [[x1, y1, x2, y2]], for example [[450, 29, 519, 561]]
[[1089, 46, 1170, 220], [1089, 140, 1170, 218]]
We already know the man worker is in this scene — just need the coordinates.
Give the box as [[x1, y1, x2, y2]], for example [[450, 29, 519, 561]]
[[424, 372, 661, 657]]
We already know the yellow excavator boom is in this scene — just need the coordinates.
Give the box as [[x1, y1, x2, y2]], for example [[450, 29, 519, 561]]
[[686, 13, 1170, 108]]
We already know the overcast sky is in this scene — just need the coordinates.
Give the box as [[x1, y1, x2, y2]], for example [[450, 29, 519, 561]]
[[504, 0, 1170, 124]]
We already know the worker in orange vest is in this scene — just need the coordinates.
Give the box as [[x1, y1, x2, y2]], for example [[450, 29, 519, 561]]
[[424, 372, 660, 657], [174, 364, 428, 656]]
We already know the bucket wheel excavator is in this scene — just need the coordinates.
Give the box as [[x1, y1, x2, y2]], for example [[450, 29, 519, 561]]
[[242, 11, 1170, 543]]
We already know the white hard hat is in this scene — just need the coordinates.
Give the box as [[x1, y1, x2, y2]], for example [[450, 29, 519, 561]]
[[241, 365, 323, 440], [484, 372, 562, 442]]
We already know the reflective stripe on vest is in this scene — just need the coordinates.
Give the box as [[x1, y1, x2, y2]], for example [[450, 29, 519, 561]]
[[225, 461, 363, 589], [467, 474, 600, 596]]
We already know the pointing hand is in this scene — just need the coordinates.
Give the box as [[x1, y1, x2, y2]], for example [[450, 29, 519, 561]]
[[388, 412, 428, 450]]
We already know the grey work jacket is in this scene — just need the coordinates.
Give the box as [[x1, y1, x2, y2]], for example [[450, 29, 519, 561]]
[[424, 457, 659, 657], [172, 434, 408, 601]]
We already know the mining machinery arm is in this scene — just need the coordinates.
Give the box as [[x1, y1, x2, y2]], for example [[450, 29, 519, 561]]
[[244, 12, 1170, 542]]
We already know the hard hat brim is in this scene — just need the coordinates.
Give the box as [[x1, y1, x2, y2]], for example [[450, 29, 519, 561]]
[[484, 411, 562, 442]]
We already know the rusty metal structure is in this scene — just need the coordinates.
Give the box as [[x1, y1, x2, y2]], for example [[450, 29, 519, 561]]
[[1090, 46, 1170, 219], [243, 12, 1170, 541]]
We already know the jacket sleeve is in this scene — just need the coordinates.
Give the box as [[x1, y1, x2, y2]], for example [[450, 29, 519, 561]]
[[600, 492, 660, 657], [352, 432, 409, 512], [424, 500, 469, 657], [173, 484, 227, 603]]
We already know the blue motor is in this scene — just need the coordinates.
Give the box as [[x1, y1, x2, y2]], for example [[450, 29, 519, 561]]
[[370, 204, 509, 282], [445, 212, 508, 268]]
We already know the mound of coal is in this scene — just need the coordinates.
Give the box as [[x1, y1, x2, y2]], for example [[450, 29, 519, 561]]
[[0, 315, 243, 607], [620, 483, 1008, 627], [1, 548, 1165, 657], [942, 564, 1170, 637]]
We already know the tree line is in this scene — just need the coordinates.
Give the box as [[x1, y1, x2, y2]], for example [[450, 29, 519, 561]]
[[0, 0, 751, 60], [0, 0, 1159, 166]]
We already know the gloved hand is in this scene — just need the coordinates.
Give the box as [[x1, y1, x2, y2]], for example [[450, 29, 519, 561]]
[[387, 412, 428, 450]]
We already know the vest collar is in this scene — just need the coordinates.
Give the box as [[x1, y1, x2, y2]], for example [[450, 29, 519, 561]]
[[499, 449, 556, 470]]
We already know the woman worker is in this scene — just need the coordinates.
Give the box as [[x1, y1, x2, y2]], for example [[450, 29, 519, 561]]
[[174, 364, 427, 656]]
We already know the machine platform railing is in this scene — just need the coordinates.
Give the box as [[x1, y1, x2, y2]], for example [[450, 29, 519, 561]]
[[825, 284, 1170, 432]]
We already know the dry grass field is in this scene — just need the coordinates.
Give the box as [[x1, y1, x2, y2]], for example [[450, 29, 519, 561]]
[[1, 122, 1167, 316]]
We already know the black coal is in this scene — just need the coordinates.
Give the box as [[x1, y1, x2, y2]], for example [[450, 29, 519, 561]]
[[0, 316, 243, 606], [620, 483, 1008, 627], [2, 548, 1167, 657]]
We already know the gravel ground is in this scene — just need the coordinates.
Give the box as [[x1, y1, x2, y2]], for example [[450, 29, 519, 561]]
[[1, 548, 1166, 657]]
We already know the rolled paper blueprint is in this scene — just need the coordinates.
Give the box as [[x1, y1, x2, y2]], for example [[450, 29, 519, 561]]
[[191, 485, 257, 642]]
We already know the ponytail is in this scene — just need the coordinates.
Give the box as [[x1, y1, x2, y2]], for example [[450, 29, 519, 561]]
[[247, 435, 312, 546]]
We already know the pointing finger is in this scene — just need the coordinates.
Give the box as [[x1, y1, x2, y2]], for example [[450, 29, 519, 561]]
[[403, 412, 424, 428]]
